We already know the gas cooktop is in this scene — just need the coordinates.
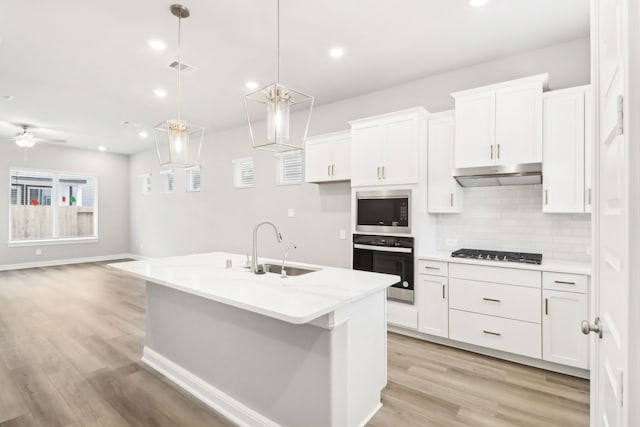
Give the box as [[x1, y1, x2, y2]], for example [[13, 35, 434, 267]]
[[451, 248, 543, 265]]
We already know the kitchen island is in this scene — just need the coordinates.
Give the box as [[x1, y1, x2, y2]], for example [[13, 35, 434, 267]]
[[109, 252, 398, 427]]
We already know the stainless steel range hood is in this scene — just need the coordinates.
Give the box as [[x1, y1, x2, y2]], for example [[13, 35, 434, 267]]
[[453, 163, 542, 187]]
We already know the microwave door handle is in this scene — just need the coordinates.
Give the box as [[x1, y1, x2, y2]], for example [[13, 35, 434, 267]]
[[353, 244, 412, 254]]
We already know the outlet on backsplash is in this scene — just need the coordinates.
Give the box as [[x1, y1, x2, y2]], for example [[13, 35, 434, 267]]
[[445, 239, 458, 247]]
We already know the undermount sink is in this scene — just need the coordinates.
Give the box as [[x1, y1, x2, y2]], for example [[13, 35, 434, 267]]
[[259, 263, 317, 277]]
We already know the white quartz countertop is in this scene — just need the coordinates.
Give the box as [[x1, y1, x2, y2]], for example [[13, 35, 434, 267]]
[[108, 252, 398, 325], [418, 252, 592, 275]]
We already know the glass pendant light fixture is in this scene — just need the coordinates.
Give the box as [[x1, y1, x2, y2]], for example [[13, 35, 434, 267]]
[[153, 4, 204, 167], [244, 0, 314, 152]]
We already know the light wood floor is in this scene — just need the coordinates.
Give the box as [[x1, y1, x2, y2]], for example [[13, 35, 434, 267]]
[[0, 262, 589, 427]]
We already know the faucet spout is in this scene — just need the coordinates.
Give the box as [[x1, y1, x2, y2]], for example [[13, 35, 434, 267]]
[[252, 221, 283, 274]]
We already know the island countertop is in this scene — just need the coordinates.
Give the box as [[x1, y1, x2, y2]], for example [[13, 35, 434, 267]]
[[109, 252, 398, 325]]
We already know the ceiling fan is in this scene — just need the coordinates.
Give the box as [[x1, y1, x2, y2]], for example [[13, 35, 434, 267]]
[[2, 124, 67, 148]]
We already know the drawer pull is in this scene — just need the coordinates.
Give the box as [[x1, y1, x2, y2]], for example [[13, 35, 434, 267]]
[[483, 330, 501, 336], [424, 266, 439, 270], [554, 280, 576, 285], [482, 297, 501, 303], [545, 298, 549, 315], [442, 284, 446, 299]]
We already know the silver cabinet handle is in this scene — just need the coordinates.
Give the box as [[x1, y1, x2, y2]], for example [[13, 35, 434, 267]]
[[482, 297, 501, 303], [490, 145, 494, 159], [483, 330, 501, 336], [497, 144, 500, 159], [587, 188, 592, 205], [554, 280, 575, 285], [450, 193, 454, 207], [544, 189, 548, 205], [423, 266, 439, 270], [381, 166, 386, 179], [442, 284, 446, 299], [328, 165, 331, 176], [545, 298, 549, 315], [332, 165, 335, 176], [377, 167, 381, 179]]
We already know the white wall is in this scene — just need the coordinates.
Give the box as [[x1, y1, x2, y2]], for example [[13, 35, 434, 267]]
[[129, 38, 591, 268], [0, 143, 130, 266], [434, 185, 591, 262]]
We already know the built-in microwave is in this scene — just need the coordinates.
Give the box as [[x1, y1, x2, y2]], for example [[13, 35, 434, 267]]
[[355, 190, 411, 234]]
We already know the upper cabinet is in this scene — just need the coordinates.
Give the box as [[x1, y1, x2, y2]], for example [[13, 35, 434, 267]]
[[349, 107, 428, 187], [452, 74, 547, 169], [427, 111, 463, 213], [542, 86, 592, 213], [305, 131, 351, 183]]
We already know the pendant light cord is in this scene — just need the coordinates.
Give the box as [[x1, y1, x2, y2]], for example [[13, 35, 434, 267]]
[[177, 14, 182, 122], [277, 0, 280, 85]]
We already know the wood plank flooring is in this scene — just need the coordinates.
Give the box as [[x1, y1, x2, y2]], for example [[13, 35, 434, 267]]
[[0, 262, 589, 426]]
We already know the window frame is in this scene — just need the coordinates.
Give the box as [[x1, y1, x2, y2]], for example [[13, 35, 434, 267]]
[[8, 167, 99, 247], [275, 150, 304, 186]]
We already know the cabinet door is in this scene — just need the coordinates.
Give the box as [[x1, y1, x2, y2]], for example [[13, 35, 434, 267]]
[[542, 290, 589, 369], [454, 92, 496, 168], [350, 122, 384, 186], [330, 133, 351, 181], [428, 114, 463, 213], [417, 275, 448, 338], [305, 137, 333, 183], [542, 89, 586, 213], [382, 114, 419, 185], [495, 83, 543, 165]]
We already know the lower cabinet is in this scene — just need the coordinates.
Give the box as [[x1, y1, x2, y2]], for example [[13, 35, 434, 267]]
[[417, 275, 449, 338], [542, 289, 589, 369], [387, 300, 418, 330]]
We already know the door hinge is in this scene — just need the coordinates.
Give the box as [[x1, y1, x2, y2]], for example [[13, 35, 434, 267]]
[[616, 95, 624, 135]]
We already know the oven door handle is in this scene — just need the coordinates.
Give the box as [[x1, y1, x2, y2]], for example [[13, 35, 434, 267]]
[[353, 244, 413, 254]]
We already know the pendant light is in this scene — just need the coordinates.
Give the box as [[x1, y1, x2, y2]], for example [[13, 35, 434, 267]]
[[244, 0, 314, 152], [153, 4, 204, 168]]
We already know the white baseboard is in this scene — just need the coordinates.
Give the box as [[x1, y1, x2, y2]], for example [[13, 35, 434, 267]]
[[387, 325, 590, 379], [0, 253, 142, 271], [142, 347, 280, 427], [357, 402, 382, 427]]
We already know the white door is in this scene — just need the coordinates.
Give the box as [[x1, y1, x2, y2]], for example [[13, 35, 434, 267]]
[[383, 114, 419, 185], [304, 137, 332, 183], [350, 122, 383, 186], [590, 0, 631, 425], [331, 133, 351, 181], [495, 83, 543, 165], [542, 289, 589, 369], [542, 88, 586, 213], [428, 113, 462, 213], [417, 275, 449, 338], [454, 92, 496, 168]]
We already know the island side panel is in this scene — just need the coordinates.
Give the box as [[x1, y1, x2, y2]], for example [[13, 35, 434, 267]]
[[144, 281, 337, 427]]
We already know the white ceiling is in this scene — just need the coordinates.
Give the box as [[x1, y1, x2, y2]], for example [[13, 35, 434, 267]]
[[0, 0, 589, 154]]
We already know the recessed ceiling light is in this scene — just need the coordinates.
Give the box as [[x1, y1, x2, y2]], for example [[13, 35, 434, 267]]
[[245, 81, 259, 90], [98, 146, 106, 152], [139, 131, 148, 139], [329, 47, 345, 59], [0, 95, 13, 101], [469, 0, 489, 7], [154, 88, 167, 98], [148, 39, 167, 51]]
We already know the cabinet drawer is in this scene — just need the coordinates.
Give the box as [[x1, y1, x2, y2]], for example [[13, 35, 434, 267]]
[[543, 272, 589, 293], [449, 310, 541, 359], [449, 263, 541, 288], [387, 301, 418, 329], [449, 278, 541, 323], [418, 259, 448, 277]]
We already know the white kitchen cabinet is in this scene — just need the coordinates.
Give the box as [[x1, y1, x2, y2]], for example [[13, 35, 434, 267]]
[[417, 274, 448, 338], [349, 108, 428, 187], [305, 131, 350, 183], [542, 289, 589, 369], [542, 86, 589, 213], [428, 111, 463, 213], [452, 74, 547, 169]]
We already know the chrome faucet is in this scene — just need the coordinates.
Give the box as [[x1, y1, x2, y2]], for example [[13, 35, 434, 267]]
[[252, 221, 283, 274]]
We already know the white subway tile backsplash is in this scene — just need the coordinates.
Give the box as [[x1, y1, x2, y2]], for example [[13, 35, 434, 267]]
[[433, 184, 591, 262]]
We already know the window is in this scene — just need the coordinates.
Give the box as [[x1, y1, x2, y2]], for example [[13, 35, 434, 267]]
[[276, 151, 303, 185], [9, 168, 98, 243], [232, 158, 254, 188], [160, 170, 174, 194], [186, 166, 201, 192], [141, 173, 152, 195]]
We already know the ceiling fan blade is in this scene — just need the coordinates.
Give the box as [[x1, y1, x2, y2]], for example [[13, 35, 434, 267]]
[[38, 138, 68, 144]]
